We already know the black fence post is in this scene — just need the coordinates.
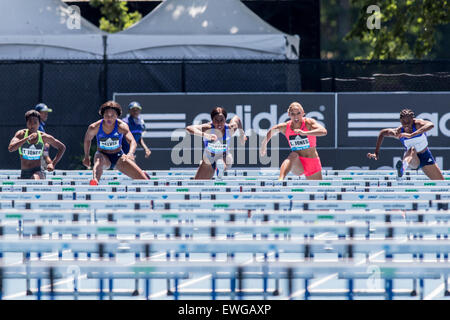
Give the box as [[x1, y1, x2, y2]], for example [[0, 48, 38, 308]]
[[102, 35, 108, 102], [38, 61, 44, 102]]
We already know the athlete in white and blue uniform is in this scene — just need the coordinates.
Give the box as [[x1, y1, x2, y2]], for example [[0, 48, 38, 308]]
[[82, 101, 149, 185], [367, 108, 444, 180], [186, 107, 246, 179]]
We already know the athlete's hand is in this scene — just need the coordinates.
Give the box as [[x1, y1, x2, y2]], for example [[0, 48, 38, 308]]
[[293, 129, 307, 136], [124, 153, 135, 162], [46, 162, 54, 172], [82, 155, 91, 168], [205, 134, 218, 141], [27, 132, 38, 142], [367, 152, 378, 160], [144, 148, 151, 158], [239, 133, 247, 145], [397, 132, 412, 139]]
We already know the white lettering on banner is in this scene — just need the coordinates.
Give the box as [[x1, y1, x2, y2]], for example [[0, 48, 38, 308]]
[[439, 113, 450, 137], [416, 113, 438, 136], [141, 113, 186, 138], [193, 104, 326, 136], [348, 112, 450, 138]]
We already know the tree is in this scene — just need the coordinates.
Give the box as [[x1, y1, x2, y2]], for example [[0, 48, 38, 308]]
[[345, 0, 449, 59], [321, 0, 370, 59], [89, 0, 142, 33]]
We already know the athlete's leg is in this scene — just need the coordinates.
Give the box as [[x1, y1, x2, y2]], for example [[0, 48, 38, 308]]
[[279, 152, 304, 180], [403, 147, 420, 169], [32, 171, 45, 180], [306, 170, 323, 180], [92, 152, 110, 184], [115, 156, 149, 180], [421, 164, 444, 180], [224, 153, 234, 170], [194, 160, 215, 179]]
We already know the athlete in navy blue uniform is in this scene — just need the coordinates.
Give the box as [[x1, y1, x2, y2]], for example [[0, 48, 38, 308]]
[[35, 103, 53, 169], [82, 101, 149, 185], [367, 108, 444, 180], [186, 107, 246, 179], [122, 101, 151, 158]]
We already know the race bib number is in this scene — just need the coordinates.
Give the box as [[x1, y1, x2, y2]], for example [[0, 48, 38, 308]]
[[289, 135, 310, 151], [207, 140, 227, 153], [22, 147, 42, 160], [99, 138, 120, 150]]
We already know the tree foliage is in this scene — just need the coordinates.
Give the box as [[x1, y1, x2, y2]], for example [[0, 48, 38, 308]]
[[90, 0, 142, 33], [345, 0, 449, 59]]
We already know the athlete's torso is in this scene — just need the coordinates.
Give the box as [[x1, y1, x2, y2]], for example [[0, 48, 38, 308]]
[[399, 122, 428, 152], [203, 123, 231, 155], [284, 119, 318, 158], [19, 130, 45, 168], [96, 120, 123, 153]]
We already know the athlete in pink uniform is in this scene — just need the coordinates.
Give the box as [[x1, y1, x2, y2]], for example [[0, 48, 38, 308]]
[[260, 102, 327, 180]]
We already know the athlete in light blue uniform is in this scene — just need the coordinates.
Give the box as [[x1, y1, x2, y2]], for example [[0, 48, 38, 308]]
[[367, 108, 444, 180], [186, 107, 246, 179], [83, 101, 149, 185]]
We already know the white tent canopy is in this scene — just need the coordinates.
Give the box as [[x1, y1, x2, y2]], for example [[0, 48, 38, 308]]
[[107, 0, 300, 60], [0, 0, 105, 60]]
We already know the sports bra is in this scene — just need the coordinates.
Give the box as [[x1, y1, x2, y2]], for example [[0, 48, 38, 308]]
[[96, 120, 123, 151], [19, 130, 44, 160], [285, 119, 317, 151], [399, 123, 428, 152], [203, 123, 230, 155]]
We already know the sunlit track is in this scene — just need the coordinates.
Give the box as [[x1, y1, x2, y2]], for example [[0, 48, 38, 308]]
[[0, 169, 449, 300]]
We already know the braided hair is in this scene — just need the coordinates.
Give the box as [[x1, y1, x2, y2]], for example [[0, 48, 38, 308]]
[[400, 109, 415, 119]]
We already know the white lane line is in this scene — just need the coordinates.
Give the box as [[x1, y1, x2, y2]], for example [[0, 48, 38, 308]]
[[424, 277, 449, 300], [288, 250, 386, 299], [149, 250, 277, 299], [4, 252, 166, 300]]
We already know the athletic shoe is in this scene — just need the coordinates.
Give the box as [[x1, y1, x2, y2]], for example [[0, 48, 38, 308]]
[[89, 179, 98, 186], [216, 159, 225, 179], [395, 160, 403, 178]]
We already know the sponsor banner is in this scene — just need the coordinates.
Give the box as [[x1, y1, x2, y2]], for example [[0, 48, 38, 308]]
[[114, 92, 449, 170], [114, 93, 336, 147], [338, 92, 450, 148]]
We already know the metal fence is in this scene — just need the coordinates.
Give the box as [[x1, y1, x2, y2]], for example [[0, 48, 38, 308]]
[[1, 59, 449, 169]]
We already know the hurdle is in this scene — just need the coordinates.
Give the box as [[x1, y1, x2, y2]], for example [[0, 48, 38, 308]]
[[9, 221, 450, 239], [0, 260, 449, 300]]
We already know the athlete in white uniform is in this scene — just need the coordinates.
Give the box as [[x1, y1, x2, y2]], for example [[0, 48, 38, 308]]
[[367, 108, 444, 180]]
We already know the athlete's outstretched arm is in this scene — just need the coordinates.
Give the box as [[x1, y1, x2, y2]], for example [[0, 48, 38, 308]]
[[367, 127, 400, 160], [42, 134, 66, 171], [186, 123, 215, 140], [229, 115, 247, 145], [398, 119, 434, 139], [8, 130, 28, 152], [296, 119, 327, 136], [83, 123, 99, 168], [260, 123, 286, 156]]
